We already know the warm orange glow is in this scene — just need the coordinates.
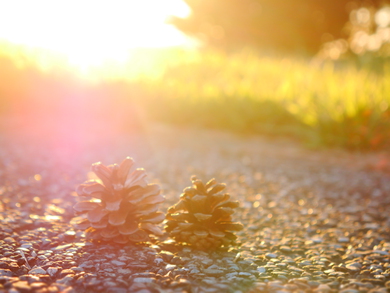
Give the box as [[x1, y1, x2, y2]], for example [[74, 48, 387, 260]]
[[0, 0, 193, 73]]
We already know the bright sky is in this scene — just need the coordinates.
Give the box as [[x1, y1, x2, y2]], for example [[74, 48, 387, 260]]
[[0, 0, 194, 70]]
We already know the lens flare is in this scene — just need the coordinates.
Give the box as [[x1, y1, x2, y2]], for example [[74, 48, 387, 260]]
[[0, 0, 193, 72]]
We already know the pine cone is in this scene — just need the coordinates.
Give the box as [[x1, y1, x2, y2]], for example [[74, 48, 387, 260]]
[[72, 157, 165, 244], [165, 176, 243, 250]]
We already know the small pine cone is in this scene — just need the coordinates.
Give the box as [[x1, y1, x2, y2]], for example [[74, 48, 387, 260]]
[[165, 176, 243, 250], [72, 157, 165, 244]]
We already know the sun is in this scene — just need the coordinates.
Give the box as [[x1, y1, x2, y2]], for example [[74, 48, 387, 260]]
[[0, 0, 193, 72]]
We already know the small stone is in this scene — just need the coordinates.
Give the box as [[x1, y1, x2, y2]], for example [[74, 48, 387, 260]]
[[165, 264, 176, 271], [264, 253, 277, 259], [0, 262, 11, 269], [21, 243, 33, 249], [308, 281, 321, 287], [280, 246, 292, 253], [178, 278, 191, 285], [52, 244, 73, 251], [364, 223, 379, 229], [107, 288, 127, 293], [202, 269, 224, 276], [238, 272, 252, 277], [346, 264, 360, 272], [226, 272, 238, 278], [59, 269, 75, 278], [69, 267, 84, 273], [0, 269, 13, 277], [314, 284, 332, 293], [129, 283, 153, 292], [229, 264, 240, 271], [111, 260, 126, 266], [159, 251, 174, 262], [117, 268, 132, 276], [64, 230, 76, 238], [104, 281, 117, 287], [12, 281, 31, 292], [385, 280, 390, 288], [133, 277, 155, 283], [57, 275, 74, 285], [338, 237, 349, 243], [339, 290, 359, 293], [47, 267, 60, 277], [154, 258, 164, 266], [29, 267, 46, 275], [30, 282, 47, 290], [4, 237, 16, 243], [311, 237, 323, 244], [257, 266, 266, 273]]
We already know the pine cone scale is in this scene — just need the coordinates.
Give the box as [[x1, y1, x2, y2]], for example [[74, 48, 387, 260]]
[[118, 220, 139, 235], [87, 206, 109, 223], [117, 157, 135, 183], [140, 211, 165, 223], [92, 163, 114, 191], [124, 169, 148, 188], [128, 230, 149, 242], [194, 213, 213, 221], [108, 208, 129, 226], [90, 218, 108, 229], [73, 201, 100, 212], [126, 184, 159, 201], [104, 199, 122, 211], [100, 227, 120, 238], [140, 222, 163, 236]]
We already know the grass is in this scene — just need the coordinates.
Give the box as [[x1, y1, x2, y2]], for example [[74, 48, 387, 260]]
[[1, 43, 389, 151], [129, 49, 390, 150]]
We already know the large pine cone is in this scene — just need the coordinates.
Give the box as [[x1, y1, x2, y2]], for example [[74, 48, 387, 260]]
[[165, 176, 243, 250], [72, 157, 165, 244]]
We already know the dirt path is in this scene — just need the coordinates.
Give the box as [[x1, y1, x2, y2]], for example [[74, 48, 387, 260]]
[[1, 124, 389, 292]]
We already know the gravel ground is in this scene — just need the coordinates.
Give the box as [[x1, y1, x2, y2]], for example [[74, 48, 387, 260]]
[[0, 124, 390, 293]]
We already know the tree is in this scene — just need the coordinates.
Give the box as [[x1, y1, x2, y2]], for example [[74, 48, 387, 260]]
[[170, 0, 385, 53]]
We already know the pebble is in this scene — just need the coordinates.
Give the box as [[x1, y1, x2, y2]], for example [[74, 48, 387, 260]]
[[53, 244, 73, 251], [111, 260, 126, 266], [314, 284, 332, 292], [159, 251, 174, 262], [29, 267, 46, 275], [0, 269, 13, 277], [265, 253, 278, 259], [338, 237, 349, 243], [12, 281, 31, 291], [133, 277, 156, 283], [165, 264, 177, 271], [203, 268, 224, 276], [57, 275, 74, 285], [346, 267, 360, 273], [238, 272, 252, 277], [154, 258, 164, 265]]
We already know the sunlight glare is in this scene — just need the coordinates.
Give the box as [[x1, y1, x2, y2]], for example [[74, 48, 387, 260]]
[[0, 0, 193, 73]]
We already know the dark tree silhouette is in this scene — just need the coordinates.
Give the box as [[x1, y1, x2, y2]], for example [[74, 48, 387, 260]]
[[170, 0, 385, 53]]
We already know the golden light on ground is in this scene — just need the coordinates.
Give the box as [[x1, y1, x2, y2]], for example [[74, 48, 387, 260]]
[[0, 0, 193, 74]]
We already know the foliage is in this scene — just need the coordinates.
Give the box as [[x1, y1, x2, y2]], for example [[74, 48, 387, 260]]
[[132, 49, 390, 150], [170, 0, 385, 53]]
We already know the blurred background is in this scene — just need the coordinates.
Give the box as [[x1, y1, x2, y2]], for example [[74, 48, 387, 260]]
[[1, 0, 390, 152]]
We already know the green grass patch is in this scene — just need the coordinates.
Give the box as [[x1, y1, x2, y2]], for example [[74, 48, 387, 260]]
[[129, 50, 390, 150]]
